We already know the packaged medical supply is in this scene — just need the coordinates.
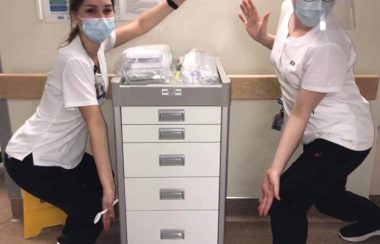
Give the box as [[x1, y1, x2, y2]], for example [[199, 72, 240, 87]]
[[180, 49, 220, 84], [117, 44, 172, 84]]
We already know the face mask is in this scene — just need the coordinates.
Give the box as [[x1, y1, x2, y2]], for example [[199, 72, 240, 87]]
[[295, 0, 335, 27], [79, 17, 115, 44]]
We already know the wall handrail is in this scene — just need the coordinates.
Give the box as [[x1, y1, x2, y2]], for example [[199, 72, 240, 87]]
[[0, 73, 378, 100]]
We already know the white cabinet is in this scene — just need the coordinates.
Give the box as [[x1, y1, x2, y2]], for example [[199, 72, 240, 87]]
[[112, 58, 230, 244]]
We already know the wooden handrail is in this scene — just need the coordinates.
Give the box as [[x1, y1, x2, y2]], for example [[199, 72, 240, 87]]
[[0, 73, 378, 100]]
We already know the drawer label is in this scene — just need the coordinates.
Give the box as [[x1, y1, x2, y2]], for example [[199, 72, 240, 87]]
[[161, 88, 182, 96]]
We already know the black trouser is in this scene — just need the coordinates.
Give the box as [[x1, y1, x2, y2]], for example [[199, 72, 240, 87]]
[[4, 153, 103, 244], [269, 139, 380, 244]]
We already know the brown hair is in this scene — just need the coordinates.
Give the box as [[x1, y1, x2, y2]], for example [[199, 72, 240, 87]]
[[61, 0, 114, 46]]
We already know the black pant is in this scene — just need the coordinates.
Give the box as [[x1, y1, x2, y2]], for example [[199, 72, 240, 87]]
[[4, 153, 103, 244], [269, 139, 380, 244]]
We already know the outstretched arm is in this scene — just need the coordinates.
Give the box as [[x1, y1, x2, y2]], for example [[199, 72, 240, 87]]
[[239, 0, 275, 49], [258, 89, 326, 217], [114, 0, 186, 47], [79, 105, 115, 230]]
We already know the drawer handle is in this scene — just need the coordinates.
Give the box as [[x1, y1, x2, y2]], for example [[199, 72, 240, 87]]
[[159, 128, 185, 140], [159, 154, 185, 166], [158, 109, 185, 122], [160, 189, 185, 200], [160, 229, 185, 240]]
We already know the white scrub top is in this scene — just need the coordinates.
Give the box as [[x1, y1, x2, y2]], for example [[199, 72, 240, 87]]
[[6, 32, 116, 169], [271, 0, 374, 151]]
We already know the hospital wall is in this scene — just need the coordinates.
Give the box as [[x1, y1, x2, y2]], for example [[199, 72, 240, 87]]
[[1, 0, 380, 198]]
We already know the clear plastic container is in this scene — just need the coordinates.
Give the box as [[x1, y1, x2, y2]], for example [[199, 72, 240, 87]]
[[180, 49, 220, 85], [116, 44, 172, 84]]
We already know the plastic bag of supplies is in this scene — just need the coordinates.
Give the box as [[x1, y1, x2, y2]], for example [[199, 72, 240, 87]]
[[116, 44, 172, 84], [180, 49, 220, 84]]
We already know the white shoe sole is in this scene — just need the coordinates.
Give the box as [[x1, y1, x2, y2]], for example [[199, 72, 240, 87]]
[[338, 229, 380, 242]]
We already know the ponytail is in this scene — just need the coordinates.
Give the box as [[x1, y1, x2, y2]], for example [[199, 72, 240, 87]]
[[61, 24, 80, 47]]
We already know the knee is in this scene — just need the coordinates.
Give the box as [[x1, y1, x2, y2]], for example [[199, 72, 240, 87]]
[[269, 199, 308, 244], [70, 201, 102, 222], [314, 201, 329, 215], [65, 207, 104, 244], [269, 198, 287, 220], [270, 197, 308, 219]]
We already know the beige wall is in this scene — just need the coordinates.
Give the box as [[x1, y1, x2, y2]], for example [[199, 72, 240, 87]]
[[1, 0, 379, 198]]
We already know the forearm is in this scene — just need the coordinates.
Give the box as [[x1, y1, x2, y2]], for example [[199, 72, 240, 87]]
[[270, 114, 308, 173], [260, 33, 275, 50], [87, 119, 115, 193], [114, 0, 186, 46], [137, 0, 185, 34]]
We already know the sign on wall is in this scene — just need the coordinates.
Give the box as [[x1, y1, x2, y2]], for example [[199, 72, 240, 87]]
[[36, 0, 70, 22], [36, 0, 162, 22], [117, 0, 161, 21]]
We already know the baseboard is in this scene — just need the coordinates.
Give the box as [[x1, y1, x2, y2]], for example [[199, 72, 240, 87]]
[[225, 198, 338, 223], [226, 197, 380, 222], [9, 198, 23, 220], [370, 195, 380, 206], [226, 198, 259, 216]]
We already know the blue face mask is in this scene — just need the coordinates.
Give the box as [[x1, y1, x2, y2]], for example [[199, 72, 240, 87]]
[[80, 17, 115, 44], [295, 0, 335, 27]]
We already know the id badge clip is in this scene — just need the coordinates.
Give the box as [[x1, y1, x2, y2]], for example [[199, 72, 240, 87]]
[[271, 99, 284, 131]]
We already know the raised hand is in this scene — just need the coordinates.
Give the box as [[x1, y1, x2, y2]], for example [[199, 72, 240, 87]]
[[239, 0, 273, 48]]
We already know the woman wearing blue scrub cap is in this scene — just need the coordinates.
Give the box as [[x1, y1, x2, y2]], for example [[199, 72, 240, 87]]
[[4, 0, 186, 243], [239, 0, 380, 243]]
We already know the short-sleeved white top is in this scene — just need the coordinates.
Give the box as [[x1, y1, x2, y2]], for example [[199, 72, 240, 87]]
[[6, 32, 116, 169], [271, 0, 374, 151]]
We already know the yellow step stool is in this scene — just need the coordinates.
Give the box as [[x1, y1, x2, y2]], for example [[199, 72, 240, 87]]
[[22, 190, 67, 239]]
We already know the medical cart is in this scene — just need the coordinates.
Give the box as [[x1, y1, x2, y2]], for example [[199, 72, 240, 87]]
[[112, 58, 231, 244]]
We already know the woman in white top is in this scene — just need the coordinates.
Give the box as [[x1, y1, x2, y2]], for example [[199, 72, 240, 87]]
[[239, 0, 380, 243], [4, 0, 186, 243]]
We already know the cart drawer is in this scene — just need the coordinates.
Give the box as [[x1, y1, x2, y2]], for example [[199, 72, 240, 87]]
[[126, 210, 218, 244], [125, 178, 219, 211], [122, 125, 221, 142], [123, 143, 220, 177], [121, 106, 221, 124]]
